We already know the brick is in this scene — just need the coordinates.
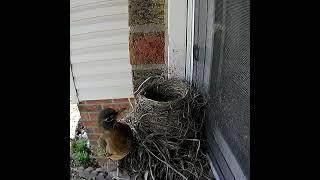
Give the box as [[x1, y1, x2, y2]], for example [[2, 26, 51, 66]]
[[87, 133, 100, 141], [85, 126, 101, 134], [85, 100, 112, 105], [80, 112, 90, 120], [130, 32, 165, 65], [94, 128, 102, 133], [81, 120, 97, 127], [112, 98, 129, 103], [84, 127, 94, 133], [89, 112, 99, 121], [102, 104, 129, 111], [78, 104, 102, 112]]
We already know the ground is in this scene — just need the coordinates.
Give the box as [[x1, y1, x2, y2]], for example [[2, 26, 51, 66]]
[[70, 102, 81, 139]]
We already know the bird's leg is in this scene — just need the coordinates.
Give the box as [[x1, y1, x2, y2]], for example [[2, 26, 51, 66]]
[[116, 161, 119, 178], [106, 158, 109, 171], [103, 158, 106, 169]]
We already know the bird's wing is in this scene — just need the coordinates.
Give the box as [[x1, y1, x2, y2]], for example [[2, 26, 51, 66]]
[[97, 134, 108, 156]]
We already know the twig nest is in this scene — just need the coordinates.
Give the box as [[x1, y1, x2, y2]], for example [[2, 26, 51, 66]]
[[135, 78, 191, 137], [119, 77, 210, 180], [136, 78, 189, 113]]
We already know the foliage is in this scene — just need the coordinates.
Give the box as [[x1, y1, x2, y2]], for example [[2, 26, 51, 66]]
[[71, 139, 92, 167]]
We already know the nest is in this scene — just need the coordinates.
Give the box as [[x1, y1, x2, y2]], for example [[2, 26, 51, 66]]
[[118, 77, 211, 180]]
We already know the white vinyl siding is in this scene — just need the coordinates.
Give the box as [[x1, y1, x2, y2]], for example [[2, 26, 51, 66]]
[[70, 0, 133, 102]]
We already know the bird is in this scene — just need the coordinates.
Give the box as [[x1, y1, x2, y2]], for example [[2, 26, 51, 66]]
[[97, 108, 133, 161]]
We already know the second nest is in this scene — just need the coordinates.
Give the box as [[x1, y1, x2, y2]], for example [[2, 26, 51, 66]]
[[119, 77, 212, 180]]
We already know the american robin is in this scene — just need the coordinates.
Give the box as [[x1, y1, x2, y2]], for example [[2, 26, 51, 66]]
[[97, 108, 133, 161]]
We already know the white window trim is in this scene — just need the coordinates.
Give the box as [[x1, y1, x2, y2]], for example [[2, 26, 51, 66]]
[[167, 0, 195, 83], [70, 65, 79, 104], [186, 0, 195, 83]]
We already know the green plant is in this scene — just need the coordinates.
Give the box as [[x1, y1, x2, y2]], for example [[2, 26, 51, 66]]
[[71, 139, 87, 153], [72, 151, 91, 167], [71, 139, 92, 167]]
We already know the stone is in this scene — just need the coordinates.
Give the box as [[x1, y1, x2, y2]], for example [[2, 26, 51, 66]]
[[91, 170, 98, 176], [119, 174, 130, 179], [85, 167, 94, 172], [78, 170, 85, 178], [108, 170, 117, 178], [107, 162, 118, 172], [84, 167, 94, 177], [105, 175, 113, 180], [96, 173, 105, 180], [83, 171, 90, 178], [70, 167, 77, 171], [95, 168, 103, 172]]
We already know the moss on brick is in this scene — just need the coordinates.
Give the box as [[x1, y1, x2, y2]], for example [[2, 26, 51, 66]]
[[129, 0, 165, 25], [132, 68, 166, 91]]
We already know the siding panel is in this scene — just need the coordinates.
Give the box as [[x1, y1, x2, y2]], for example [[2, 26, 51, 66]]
[[71, 28, 128, 50], [70, 0, 127, 8], [71, 59, 131, 76], [70, 0, 133, 101], [77, 86, 134, 101], [74, 73, 132, 89], [71, 14, 128, 36], [71, 44, 129, 63], [71, 1, 128, 22]]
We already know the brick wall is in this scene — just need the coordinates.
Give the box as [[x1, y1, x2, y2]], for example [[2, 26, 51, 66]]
[[78, 98, 134, 164], [129, 0, 168, 90]]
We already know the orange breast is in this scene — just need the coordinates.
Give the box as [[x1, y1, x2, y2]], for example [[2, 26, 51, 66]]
[[104, 122, 133, 160]]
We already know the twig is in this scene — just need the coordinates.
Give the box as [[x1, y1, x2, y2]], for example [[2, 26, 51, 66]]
[[128, 98, 134, 109], [183, 168, 199, 179], [138, 113, 153, 122], [153, 142, 168, 162], [144, 170, 149, 180], [185, 139, 200, 160], [147, 152, 155, 180], [143, 144, 187, 180], [133, 76, 163, 95]]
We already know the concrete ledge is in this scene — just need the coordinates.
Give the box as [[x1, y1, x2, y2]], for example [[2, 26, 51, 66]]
[[130, 24, 165, 33]]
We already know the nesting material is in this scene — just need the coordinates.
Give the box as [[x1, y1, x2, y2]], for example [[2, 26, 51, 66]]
[[118, 77, 211, 180]]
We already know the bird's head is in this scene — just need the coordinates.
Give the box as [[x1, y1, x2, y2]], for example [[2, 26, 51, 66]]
[[98, 108, 117, 130], [98, 108, 127, 130]]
